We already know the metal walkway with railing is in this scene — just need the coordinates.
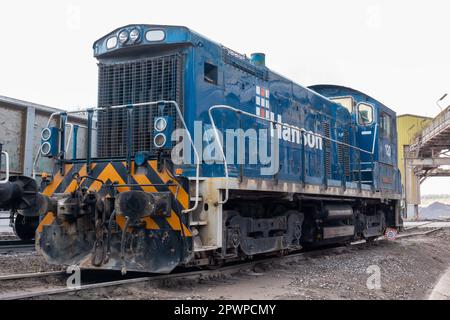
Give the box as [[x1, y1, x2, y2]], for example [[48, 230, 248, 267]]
[[410, 105, 450, 157], [404, 105, 450, 219]]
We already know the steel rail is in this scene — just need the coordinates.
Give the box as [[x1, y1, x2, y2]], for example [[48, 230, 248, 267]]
[[403, 222, 435, 231], [0, 240, 35, 254], [396, 227, 443, 239], [0, 241, 380, 300], [0, 244, 35, 254], [0, 228, 443, 300], [0, 244, 34, 249], [0, 271, 65, 281], [0, 240, 34, 246]]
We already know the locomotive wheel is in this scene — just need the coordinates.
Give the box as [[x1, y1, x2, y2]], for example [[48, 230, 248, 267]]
[[13, 214, 38, 241]]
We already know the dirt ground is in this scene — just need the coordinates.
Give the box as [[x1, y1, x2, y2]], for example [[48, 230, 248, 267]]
[[0, 250, 62, 275], [0, 230, 62, 275], [2, 229, 450, 300]]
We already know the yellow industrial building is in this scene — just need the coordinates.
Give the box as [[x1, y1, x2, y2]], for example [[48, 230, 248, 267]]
[[396, 114, 432, 218]]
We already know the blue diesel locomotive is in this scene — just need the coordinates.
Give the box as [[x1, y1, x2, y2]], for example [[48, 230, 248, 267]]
[[0, 24, 402, 274]]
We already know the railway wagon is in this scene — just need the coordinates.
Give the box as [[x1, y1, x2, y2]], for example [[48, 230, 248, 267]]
[[0, 24, 402, 274], [0, 98, 88, 240]]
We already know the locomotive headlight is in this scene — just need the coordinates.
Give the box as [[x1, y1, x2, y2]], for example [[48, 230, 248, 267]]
[[118, 30, 129, 44], [106, 36, 118, 50], [41, 128, 52, 141], [146, 30, 166, 42], [154, 133, 167, 149], [129, 28, 140, 43], [41, 142, 52, 156], [154, 117, 168, 132]]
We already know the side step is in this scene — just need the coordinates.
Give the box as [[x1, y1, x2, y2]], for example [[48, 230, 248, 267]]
[[189, 195, 207, 227]]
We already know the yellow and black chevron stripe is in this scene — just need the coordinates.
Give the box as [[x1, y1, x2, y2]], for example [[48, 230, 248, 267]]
[[37, 161, 192, 237]]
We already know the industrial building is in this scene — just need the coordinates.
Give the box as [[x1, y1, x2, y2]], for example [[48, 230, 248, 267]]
[[396, 114, 432, 219], [406, 106, 450, 220]]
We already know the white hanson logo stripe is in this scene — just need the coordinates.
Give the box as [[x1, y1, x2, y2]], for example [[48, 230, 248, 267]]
[[255, 85, 322, 151]]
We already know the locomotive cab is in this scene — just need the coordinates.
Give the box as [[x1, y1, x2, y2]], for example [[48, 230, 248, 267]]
[[310, 85, 401, 195]]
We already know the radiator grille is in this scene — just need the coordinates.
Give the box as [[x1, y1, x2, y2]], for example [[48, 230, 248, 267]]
[[324, 121, 331, 176], [97, 54, 184, 158], [338, 130, 351, 178]]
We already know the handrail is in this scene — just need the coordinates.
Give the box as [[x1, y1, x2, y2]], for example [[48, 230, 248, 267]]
[[32, 144, 43, 179], [371, 124, 378, 155], [210, 105, 373, 156], [66, 123, 74, 154], [32, 123, 74, 179], [0, 151, 10, 184], [208, 105, 376, 204], [411, 106, 450, 151], [39, 101, 201, 215]]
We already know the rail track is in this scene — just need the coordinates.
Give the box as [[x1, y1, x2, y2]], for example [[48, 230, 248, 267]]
[[0, 227, 443, 300], [0, 244, 358, 300], [0, 271, 65, 281], [0, 240, 35, 254]]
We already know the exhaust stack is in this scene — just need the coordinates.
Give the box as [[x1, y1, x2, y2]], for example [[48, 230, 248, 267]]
[[251, 52, 266, 67]]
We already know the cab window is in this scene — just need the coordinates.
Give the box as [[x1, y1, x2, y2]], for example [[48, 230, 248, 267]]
[[330, 97, 353, 114], [358, 103, 374, 126], [380, 112, 392, 139]]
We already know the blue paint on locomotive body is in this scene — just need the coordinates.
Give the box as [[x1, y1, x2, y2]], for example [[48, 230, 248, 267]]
[[93, 24, 401, 195], [310, 85, 401, 193]]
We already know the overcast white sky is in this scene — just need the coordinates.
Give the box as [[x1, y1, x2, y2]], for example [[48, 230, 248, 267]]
[[1, 0, 449, 194]]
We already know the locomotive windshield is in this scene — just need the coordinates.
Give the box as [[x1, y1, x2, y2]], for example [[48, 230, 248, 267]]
[[358, 103, 374, 125], [330, 97, 353, 114]]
